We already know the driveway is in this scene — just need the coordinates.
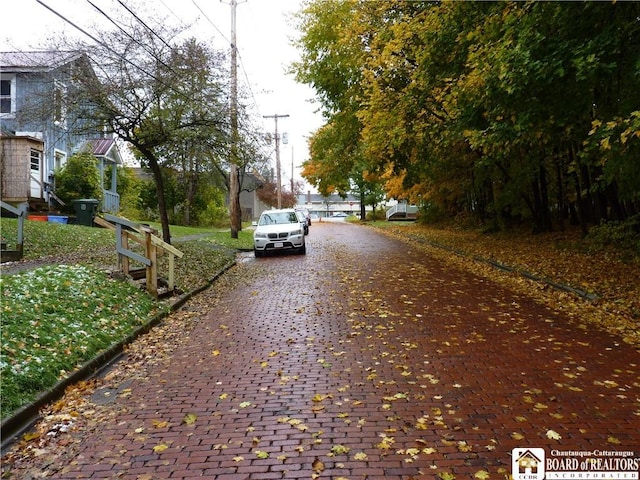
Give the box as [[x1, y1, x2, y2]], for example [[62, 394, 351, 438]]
[[3, 221, 639, 479]]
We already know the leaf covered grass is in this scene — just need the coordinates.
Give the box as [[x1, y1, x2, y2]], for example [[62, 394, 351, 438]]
[[0, 264, 166, 418], [0, 217, 247, 419], [1, 218, 115, 260]]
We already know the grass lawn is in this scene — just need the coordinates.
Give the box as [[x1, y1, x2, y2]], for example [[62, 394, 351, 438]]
[[0, 217, 253, 419]]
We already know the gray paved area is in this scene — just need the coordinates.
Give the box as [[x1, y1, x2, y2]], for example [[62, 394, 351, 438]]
[[3, 221, 640, 478]]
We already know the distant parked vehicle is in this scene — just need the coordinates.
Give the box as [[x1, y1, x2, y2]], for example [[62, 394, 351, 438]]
[[295, 208, 312, 226], [296, 210, 309, 235]]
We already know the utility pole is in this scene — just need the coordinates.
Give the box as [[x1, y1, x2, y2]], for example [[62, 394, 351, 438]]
[[225, 0, 244, 238], [263, 113, 289, 209], [291, 146, 294, 195]]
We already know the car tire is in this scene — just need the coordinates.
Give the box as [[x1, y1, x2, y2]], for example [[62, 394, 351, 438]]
[[254, 249, 264, 258], [299, 243, 306, 255]]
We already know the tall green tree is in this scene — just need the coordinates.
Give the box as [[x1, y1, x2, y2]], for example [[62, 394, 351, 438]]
[[293, 0, 369, 198]]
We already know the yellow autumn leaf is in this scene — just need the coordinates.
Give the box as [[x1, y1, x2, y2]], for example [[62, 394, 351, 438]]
[[457, 441, 472, 452], [474, 470, 490, 479], [438, 472, 456, 480], [607, 436, 621, 445], [511, 432, 525, 440], [152, 443, 169, 453], [353, 451, 368, 461], [546, 430, 562, 440], [233, 456, 244, 462], [183, 413, 197, 425], [405, 448, 420, 457], [330, 444, 351, 455], [255, 450, 269, 459], [152, 420, 169, 428], [212, 350, 221, 356], [219, 393, 228, 400], [423, 447, 437, 455], [22, 432, 40, 442]]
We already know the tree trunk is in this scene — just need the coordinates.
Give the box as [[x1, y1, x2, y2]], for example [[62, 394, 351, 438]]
[[229, 165, 241, 239], [569, 144, 588, 236], [184, 171, 198, 226], [539, 164, 552, 232], [555, 158, 565, 231], [142, 148, 172, 244], [531, 176, 544, 234]]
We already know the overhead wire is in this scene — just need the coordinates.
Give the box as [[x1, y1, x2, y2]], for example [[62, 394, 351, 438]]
[[116, 0, 174, 51], [84, 0, 176, 73], [34, 0, 160, 82], [190, 0, 231, 45]]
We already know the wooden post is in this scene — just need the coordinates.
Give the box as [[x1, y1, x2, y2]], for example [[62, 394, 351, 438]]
[[144, 229, 158, 298], [121, 229, 129, 275]]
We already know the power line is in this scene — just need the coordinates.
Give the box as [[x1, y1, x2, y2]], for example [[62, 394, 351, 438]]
[[35, 0, 165, 85], [116, 0, 174, 51], [85, 0, 174, 73], [158, 0, 186, 27], [191, 0, 230, 45]]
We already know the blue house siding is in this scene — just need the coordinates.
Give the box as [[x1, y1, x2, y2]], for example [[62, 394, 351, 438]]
[[0, 51, 120, 212]]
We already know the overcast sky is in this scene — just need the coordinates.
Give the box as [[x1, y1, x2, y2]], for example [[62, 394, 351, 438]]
[[1, 0, 324, 192]]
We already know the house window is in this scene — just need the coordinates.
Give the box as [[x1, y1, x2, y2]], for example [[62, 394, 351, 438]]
[[54, 150, 66, 171], [53, 81, 67, 127], [30, 149, 41, 172], [0, 75, 16, 116]]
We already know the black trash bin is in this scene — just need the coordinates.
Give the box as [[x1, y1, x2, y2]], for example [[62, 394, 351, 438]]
[[72, 199, 100, 226]]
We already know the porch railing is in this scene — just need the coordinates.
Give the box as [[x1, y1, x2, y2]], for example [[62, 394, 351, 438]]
[[386, 203, 419, 220], [102, 189, 120, 213]]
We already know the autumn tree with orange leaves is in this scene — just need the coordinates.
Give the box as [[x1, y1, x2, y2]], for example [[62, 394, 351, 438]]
[[293, 1, 640, 232]]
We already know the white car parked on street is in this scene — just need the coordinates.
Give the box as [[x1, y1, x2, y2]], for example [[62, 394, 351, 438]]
[[253, 209, 306, 257]]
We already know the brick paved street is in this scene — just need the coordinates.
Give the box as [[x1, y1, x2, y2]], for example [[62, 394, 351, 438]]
[[5, 221, 640, 479]]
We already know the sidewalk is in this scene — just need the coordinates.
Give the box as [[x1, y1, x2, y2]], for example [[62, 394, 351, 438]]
[[2, 222, 639, 479]]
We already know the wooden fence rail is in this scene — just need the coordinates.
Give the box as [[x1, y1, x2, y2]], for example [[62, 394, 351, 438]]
[[94, 214, 183, 298]]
